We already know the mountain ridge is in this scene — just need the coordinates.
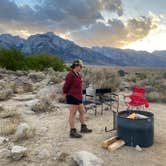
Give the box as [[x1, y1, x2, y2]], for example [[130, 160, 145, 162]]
[[0, 32, 166, 67]]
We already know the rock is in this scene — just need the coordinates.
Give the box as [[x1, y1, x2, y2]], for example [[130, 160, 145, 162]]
[[0, 137, 9, 145], [37, 148, 50, 160], [72, 151, 104, 166], [135, 145, 143, 151], [11, 145, 27, 160], [14, 123, 34, 141]]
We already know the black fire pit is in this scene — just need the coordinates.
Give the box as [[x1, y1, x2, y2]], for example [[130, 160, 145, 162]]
[[117, 110, 154, 147]]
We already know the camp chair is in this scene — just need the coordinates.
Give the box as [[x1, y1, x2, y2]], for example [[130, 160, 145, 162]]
[[95, 89, 119, 115], [83, 88, 119, 116], [83, 89, 100, 116], [124, 86, 149, 110]]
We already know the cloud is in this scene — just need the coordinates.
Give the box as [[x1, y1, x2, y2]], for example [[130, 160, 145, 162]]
[[69, 16, 159, 48], [0, 0, 160, 48], [0, 0, 123, 37], [0, 0, 35, 22]]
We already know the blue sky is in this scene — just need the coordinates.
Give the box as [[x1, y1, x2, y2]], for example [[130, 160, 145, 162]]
[[15, 0, 38, 7], [1, 0, 166, 52], [123, 0, 166, 16]]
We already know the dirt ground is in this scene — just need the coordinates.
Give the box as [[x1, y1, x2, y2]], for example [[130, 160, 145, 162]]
[[0, 93, 166, 166]]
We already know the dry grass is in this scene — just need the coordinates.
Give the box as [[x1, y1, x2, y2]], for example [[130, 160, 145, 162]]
[[0, 107, 21, 119], [82, 67, 120, 91], [82, 66, 166, 103], [0, 106, 21, 135], [0, 118, 20, 135]]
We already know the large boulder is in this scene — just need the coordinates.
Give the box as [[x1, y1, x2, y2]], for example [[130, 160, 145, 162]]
[[11, 145, 27, 160], [72, 151, 104, 166]]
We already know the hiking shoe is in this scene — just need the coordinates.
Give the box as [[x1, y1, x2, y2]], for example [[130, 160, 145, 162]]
[[80, 124, 92, 133], [70, 128, 82, 138]]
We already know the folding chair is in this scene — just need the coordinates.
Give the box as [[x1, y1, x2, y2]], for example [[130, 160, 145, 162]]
[[124, 86, 149, 110], [83, 88, 119, 118], [83, 89, 100, 116], [97, 89, 120, 132], [95, 89, 119, 115]]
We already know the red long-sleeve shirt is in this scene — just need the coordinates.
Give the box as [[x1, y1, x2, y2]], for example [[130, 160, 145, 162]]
[[63, 70, 83, 101]]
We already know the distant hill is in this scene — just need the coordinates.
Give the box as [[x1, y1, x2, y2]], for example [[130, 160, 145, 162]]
[[92, 47, 166, 67], [0, 32, 166, 67]]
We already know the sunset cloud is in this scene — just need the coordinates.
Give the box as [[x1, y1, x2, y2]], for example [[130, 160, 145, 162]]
[[0, 0, 163, 49], [69, 15, 159, 48]]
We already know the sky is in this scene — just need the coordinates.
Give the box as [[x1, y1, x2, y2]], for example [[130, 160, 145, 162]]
[[0, 0, 166, 52]]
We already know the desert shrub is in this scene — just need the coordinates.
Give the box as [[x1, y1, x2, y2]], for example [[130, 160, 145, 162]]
[[136, 73, 147, 80], [0, 106, 21, 135], [125, 74, 137, 83], [82, 68, 120, 91], [25, 54, 66, 71], [0, 118, 19, 135], [0, 48, 25, 71], [0, 48, 67, 71], [146, 92, 160, 102], [49, 71, 66, 84], [162, 72, 166, 79]]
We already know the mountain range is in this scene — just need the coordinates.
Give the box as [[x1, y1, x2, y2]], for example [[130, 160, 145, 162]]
[[0, 32, 166, 67]]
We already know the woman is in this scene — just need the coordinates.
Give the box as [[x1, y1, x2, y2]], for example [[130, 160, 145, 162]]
[[63, 60, 92, 138]]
